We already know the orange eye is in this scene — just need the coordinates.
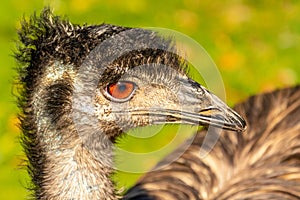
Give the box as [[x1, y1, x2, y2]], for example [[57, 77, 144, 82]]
[[106, 81, 136, 101]]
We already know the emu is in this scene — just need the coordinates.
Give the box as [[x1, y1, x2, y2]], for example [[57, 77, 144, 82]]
[[16, 8, 299, 200]]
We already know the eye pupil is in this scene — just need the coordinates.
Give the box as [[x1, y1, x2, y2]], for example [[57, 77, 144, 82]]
[[106, 81, 136, 101], [118, 84, 127, 92]]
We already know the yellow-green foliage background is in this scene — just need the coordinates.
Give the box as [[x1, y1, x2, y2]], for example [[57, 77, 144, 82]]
[[1, 0, 300, 199]]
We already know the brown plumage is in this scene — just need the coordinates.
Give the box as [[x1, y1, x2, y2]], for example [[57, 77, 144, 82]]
[[125, 86, 300, 199]]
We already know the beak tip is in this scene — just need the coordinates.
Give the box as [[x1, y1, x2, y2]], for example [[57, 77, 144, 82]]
[[219, 110, 247, 132], [231, 111, 247, 132], [237, 121, 247, 132]]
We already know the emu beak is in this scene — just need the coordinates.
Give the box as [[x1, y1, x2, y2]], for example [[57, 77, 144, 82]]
[[150, 78, 247, 132], [196, 93, 246, 132], [178, 78, 246, 131]]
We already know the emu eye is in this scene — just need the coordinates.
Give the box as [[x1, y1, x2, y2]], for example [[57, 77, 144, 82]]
[[105, 81, 136, 102]]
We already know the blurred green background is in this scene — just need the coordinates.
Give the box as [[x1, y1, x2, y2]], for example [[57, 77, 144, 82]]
[[1, 0, 300, 199]]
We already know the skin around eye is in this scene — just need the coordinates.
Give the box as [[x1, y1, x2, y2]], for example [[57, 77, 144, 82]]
[[107, 81, 136, 100]]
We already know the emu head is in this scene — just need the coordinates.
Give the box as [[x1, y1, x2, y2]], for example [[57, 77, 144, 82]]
[[70, 28, 246, 143]]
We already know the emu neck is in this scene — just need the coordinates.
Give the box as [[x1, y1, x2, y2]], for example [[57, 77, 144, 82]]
[[31, 63, 117, 199], [38, 127, 116, 199]]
